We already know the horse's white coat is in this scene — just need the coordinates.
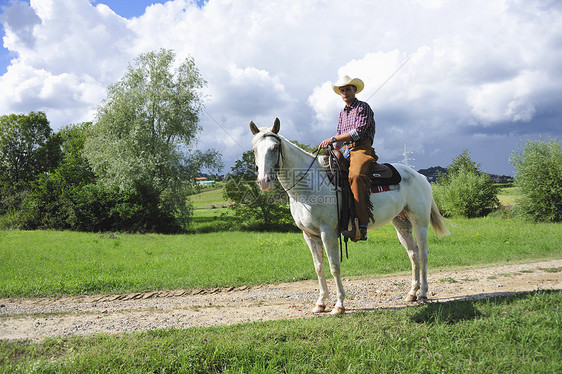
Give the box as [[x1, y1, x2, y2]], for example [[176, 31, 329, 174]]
[[251, 119, 449, 314]]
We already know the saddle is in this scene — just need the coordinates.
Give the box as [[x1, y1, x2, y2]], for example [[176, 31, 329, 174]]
[[371, 163, 402, 186], [328, 147, 401, 189], [327, 148, 401, 252]]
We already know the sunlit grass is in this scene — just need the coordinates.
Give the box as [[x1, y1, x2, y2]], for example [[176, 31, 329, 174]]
[[498, 186, 520, 206], [190, 186, 229, 208], [1, 291, 559, 373], [1, 216, 560, 298]]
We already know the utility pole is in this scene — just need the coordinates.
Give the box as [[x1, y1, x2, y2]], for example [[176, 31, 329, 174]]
[[402, 144, 415, 168]]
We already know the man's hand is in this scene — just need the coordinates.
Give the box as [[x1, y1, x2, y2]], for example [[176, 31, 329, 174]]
[[319, 138, 334, 149]]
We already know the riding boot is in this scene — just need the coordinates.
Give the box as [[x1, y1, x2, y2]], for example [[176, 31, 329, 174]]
[[342, 225, 368, 242]]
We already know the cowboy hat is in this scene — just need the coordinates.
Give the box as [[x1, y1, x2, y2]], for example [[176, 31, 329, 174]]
[[332, 75, 364, 94]]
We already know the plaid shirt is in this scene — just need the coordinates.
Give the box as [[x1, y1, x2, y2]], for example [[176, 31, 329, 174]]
[[336, 98, 375, 144]]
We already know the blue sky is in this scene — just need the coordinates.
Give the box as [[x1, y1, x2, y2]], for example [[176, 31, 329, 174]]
[[1, 0, 561, 176], [91, 0, 173, 18], [0, 0, 204, 73]]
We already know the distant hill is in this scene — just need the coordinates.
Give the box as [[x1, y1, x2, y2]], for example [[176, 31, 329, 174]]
[[417, 166, 513, 184], [417, 166, 447, 182]]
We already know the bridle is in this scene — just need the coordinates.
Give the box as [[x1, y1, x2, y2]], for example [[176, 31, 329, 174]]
[[255, 133, 322, 192], [254, 133, 283, 173], [285, 147, 322, 192]]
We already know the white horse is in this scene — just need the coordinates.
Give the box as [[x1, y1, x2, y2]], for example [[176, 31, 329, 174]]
[[250, 118, 449, 314]]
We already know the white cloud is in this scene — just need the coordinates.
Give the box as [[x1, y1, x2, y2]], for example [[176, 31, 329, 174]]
[[0, 0, 41, 49], [222, 65, 293, 114], [0, 0, 135, 126], [0, 0, 561, 174], [467, 70, 546, 124]]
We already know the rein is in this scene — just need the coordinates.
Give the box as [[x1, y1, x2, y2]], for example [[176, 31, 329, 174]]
[[327, 146, 349, 262], [260, 133, 322, 192], [284, 146, 323, 192]]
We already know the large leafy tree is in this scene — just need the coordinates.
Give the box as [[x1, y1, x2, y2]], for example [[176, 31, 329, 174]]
[[20, 122, 96, 229], [0, 112, 59, 186], [84, 49, 221, 228], [0, 112, 61, 211], [85, 49, 220, 192], [511, 137, 562, 222], [54, 122, 95, 187]]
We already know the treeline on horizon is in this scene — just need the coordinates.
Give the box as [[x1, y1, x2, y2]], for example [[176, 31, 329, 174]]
[[1, 110, 560, 233], [416, 166, 513, 184]]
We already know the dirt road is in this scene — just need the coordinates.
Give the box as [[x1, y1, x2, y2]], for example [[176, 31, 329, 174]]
[[1, 259, 560, 341]]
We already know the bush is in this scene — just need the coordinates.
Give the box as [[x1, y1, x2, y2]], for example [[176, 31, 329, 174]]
[[5, 121, 186, 233], [510, 137, 562, 222], [433, 150, 499, 218], [433, 170, 498, 218], [20, 176, 180, 233]]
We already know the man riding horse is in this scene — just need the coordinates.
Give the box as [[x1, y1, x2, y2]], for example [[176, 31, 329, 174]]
[[319, 75, 377, 241]]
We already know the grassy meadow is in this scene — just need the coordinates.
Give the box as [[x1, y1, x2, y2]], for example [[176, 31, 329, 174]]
[[1, 291, 560, 372], [190, 184, 236, 233], [191, 185, 230, 209], [1, 185, 561, 372], [497, 186, 520, 206], [0, 215, 560, 298]]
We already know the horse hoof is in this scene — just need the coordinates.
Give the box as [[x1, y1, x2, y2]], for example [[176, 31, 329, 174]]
[[330, 306, 345, 315], [418, 296, 429, 304], [406, 294, 417, 302], [312, 304, 326, 313]]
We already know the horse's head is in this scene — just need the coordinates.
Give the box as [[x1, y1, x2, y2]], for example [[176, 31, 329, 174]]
[[250, 118, 282, 191]]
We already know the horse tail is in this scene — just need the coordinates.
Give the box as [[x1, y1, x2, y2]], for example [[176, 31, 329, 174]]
[[430, 199, 450, 238]]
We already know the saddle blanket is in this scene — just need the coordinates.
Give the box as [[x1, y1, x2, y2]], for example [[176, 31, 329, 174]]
[[371, 184, 400, 194]]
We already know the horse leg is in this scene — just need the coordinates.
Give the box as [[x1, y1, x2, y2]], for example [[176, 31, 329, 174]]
[[303, 232, 329, 313], [320, 229, 345, 314], [412, 224, 429, 301], [391, 215, 420, 302]]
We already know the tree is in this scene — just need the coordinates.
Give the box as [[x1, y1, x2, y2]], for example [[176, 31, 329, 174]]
[[84, 49, 222, 228], [0, 112, 61, 212], [54, 122, 95, 187], [17, 122, 95, 229], [511, 137, 562, 222], [447, 149, 480, 175], [224, 150, 293, 229], [18, 122, 179, 232], [433, 149, 499, 218], [85, 49, 220, 190]]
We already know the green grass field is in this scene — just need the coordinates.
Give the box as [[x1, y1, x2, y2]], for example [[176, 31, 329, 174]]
[[1, 290, 560, 372], [1, 186, 561, 372], [189, 186, 235, 233], [191, 185, 230, 209], [497, 186, 520, 206], [1, 216, 560, 298]]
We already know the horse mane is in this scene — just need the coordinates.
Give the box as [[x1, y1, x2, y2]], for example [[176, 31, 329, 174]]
[[281, 138, 330, 169]]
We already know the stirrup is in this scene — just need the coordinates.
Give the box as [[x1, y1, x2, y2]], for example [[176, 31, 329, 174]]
[[342, 218, 367, 242]]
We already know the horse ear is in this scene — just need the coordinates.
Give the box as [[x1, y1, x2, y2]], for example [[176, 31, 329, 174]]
[[250, 121, 260, 135], [272, 118, 280, 134]]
